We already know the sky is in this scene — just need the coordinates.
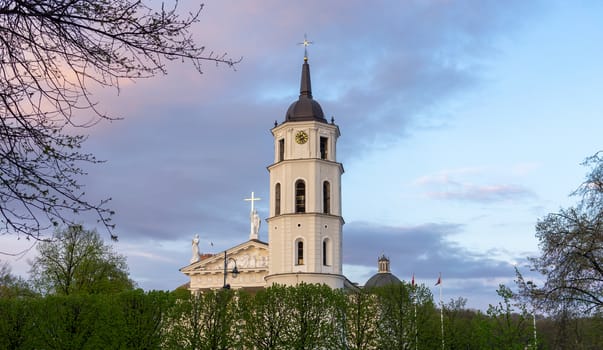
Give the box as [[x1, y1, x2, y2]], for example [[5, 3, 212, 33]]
[[2, 0, 603, 310]]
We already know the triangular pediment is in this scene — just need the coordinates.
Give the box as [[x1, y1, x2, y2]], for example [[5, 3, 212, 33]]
[[180, 239, 269, 275], [181, 239, 269, 291]]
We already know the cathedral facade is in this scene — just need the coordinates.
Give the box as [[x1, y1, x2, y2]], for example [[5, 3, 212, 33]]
[[180, 52, 355, 291]]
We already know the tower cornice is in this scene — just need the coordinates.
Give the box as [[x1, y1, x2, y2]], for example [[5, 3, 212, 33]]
[[267, 158, 344, 174], [265, 212, 345, 225], [271, 119, 340, 137]]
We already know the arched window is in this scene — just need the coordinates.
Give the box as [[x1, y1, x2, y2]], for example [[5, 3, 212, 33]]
[[296, 240, 304, 265], [295, 180, 306, 213], [275, 183, 281, 216], [323, 181, 331, 214], [322, 238, 331, 266]]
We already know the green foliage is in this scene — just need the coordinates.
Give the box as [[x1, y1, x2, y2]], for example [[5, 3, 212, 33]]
[[374, 283, 413, 348], [486, 284, 533, 350], [164, 289, 237, 350], [26, 295, 100, 349], [0, 291, 172, 349], [116, 290, 170, 349], [29, 225, 135, 295], [281, 283, 345, 350], [343, 288, 379, 350], [0, 298, 31, 349], [444, 297, 475, 349], [537, 310, 603, 349], [373, 282, 437, 350], [0, 261, 36, 298], [239, 284, 293, 349], [1, 283, 602, 348]]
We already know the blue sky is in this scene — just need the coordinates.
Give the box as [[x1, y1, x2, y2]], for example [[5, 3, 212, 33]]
[[2, 0, 603, 310]]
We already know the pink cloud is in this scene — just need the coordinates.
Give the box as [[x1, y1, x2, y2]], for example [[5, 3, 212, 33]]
[[427, 184, 535, 202]]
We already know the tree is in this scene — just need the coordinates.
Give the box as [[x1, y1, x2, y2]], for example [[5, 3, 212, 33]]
[[0, 297, 32, 348], [115, 290, 171, 349], [343, 288, 379, 350], [443, 297, 481, 350], [0, 1, 238, 240], [0, 261, 35, 298], [165, 289, 237, 350], [486, 284, 533, 350], [522, 153, 603, 315], [26, 294, 99, 350], [373, 283, 414, 349], [239, 285, 292, 349], [281, 283, 344, 350], [373, 282, 438, 350], [29, 225, 135, 295]]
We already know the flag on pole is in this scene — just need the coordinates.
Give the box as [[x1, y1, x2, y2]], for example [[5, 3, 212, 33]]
[[411, 273, 415, 287], [436, 272, 444, 350]]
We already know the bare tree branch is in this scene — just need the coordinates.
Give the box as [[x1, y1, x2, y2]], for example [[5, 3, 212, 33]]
[[0, 0, 240, 241], [520, 153, 603, 315]]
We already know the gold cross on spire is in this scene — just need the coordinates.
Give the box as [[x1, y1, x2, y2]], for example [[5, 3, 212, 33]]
[[297, 33, 313, 61]]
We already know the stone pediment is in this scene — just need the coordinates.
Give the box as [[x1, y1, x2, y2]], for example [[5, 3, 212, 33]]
[[180, 239, 269, 291]]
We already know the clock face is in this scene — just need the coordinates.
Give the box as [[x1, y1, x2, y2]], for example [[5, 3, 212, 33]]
[[295, 130, 308, 144]]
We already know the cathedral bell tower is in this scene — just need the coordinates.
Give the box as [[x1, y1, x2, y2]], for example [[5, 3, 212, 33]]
[[265, 52, 345, 288]]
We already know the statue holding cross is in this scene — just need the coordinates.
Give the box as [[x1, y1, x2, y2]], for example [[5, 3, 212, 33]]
[[244, 192, 262, 240]]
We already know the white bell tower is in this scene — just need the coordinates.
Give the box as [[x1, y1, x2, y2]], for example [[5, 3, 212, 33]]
[[265, 51, 345, 288]]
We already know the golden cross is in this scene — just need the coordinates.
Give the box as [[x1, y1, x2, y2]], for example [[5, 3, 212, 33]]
[[297, 34, 313, 60]]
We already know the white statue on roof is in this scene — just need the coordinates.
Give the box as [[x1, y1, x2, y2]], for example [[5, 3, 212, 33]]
[[244, 191, 262, 240], [190, 234, 201, 264], [251, 209, 261, 240]]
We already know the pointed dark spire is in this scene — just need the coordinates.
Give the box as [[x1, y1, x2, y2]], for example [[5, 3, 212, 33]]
[[299, 59, 312, 98], [284, 55, 326, 122]]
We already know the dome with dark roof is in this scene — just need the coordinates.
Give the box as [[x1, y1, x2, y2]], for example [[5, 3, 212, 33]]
[[286, 96, 325, 121], [285, 58, 327, 123], [364, 255, 402, 288], [365, 272, 402, 288]]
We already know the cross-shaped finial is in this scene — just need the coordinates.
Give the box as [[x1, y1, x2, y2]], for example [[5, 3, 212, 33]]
[[244, 191, 261, 213], [297, 34, 313, 61]]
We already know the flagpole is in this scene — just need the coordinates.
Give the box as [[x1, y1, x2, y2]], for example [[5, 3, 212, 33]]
[[532, 311, 537, 349], [438, 272, 444, 350], [412, 273, 417, 350]]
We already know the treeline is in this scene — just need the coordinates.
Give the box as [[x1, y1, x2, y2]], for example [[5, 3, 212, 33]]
[[1, 283, 601, 349]]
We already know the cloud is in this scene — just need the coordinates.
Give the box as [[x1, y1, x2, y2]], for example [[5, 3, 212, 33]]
[[414, 167, 537, 203], [2, 0, 548, 310], [75, 1, 543, 303], [414, 167, 488, 186], [342, 221, 531, 309], [119, 249, 177, 264], [343, 221, 519, 280], [427, 183, 535, 202]]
